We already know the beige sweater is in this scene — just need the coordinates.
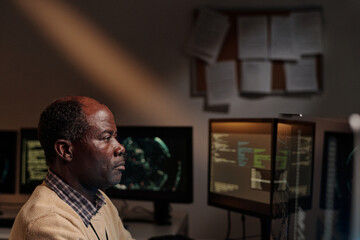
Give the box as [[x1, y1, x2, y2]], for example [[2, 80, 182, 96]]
[[9, 183, 134, 240]]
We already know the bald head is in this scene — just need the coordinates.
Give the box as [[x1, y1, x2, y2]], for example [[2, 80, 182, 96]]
[[38, 96, 109, 165]]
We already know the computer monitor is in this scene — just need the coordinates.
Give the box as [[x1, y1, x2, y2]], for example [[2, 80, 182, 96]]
[[320, 131, 354, 239], [105, 126, 193, 224], [20, 128, 47, 194], [0, 131, 17, 194], [208, 118, 315, 219]]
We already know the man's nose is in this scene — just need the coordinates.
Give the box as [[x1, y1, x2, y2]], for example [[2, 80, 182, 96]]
[[114, 139, 125, 156]]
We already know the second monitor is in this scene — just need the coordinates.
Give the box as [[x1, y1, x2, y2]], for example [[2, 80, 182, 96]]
[[208, 118, 315, 218]]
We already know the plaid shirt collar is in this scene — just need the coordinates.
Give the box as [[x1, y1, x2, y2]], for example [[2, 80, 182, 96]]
[[44, 169, 106, 227]]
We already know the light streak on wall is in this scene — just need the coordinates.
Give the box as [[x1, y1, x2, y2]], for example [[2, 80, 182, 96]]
[[12, 0, 190, 123]]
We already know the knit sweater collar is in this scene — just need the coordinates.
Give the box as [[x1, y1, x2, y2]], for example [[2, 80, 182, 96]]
[[44, 169, 106, 227]]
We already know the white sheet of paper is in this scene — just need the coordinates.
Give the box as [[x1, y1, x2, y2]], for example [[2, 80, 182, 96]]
[[205, 60, 238, 105], [292, 11, 323, 55], [270, 16, 300, 60], [285, 57, 318, 92], [237, 16, 268, 60], [186, 9, 230, 64], [241, 61, 272, 93]]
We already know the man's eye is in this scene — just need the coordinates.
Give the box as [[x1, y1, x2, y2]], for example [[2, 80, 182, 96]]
[[103, 136, 111, 141]]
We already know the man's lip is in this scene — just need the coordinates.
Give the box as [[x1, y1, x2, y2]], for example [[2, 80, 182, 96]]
[[115, 162, 125, 170]]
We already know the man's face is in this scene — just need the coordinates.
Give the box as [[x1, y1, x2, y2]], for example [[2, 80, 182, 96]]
[[71, 104, 125, 191]]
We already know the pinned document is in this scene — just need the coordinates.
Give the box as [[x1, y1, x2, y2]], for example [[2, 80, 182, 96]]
[[186, 9, 230, 64], [237, 16, 268, 60], [205, 60, 238, 105], [241, 61, 272, 93], [292, 11, 323, 55], [285, 57, 318, 92], [270, 16, 300, 61]]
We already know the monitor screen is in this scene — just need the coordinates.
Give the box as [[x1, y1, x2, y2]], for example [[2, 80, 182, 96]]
[[0, 131, 17, 194], [105, 126, 193, 205], [20, 128, 47, 194], [208, 119, 315, 218], [208, 119, 273, 216]]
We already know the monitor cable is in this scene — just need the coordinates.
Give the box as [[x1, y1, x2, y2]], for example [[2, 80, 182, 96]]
[[225, 210, 231, 240], [225, 211, 247, 240], [242, 214, 246, 240]]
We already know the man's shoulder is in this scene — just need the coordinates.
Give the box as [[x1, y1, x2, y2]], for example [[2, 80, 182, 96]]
[[22, 184, 65, 208], [16, 183, 81, 224], [9, 184, 87, 240]]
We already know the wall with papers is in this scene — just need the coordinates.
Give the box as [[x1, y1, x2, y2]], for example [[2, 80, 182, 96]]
[[187, 7, 323, 106], [3, 0, 359, 239]]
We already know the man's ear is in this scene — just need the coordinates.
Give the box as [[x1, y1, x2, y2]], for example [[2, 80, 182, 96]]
[[54, 139, 73, 162]]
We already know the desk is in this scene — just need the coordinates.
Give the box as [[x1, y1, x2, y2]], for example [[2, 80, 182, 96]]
[[0, 211, 188, 240], [125, 211, 188, 240], [0, 210, 16, 240], [0, 228, 10, 240]]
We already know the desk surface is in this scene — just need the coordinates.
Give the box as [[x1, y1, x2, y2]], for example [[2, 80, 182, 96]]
[[0, 211, 188, 240], [0, 228, 10, 240]]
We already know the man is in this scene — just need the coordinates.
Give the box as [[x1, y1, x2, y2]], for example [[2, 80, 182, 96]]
[[10, 96, 134, 240]]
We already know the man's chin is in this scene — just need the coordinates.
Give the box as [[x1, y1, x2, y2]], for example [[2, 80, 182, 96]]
[[110, 174, 122, 186], [101, 175, 122, 190]]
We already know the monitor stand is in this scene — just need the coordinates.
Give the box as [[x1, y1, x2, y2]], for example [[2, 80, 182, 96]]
[[260, 217, 271, 240], [121, 201, 172, 225], [154, 201, 171, 225]]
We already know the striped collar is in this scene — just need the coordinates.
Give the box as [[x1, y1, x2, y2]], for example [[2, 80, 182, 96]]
[[44, 169, 106, 227]]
